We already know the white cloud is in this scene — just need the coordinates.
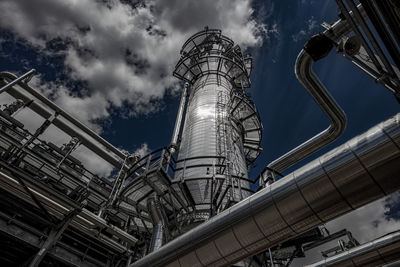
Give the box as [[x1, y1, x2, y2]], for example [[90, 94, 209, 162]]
[[133, 143, 151, 158], [292, 16, 319, 42], [0, 0, 271, 180], [29, 75, 109, 133], [325, 195, 400, 244], [0, 0, 269, 132], [71, 145, 114, 178], [292, 193, 400, 266]]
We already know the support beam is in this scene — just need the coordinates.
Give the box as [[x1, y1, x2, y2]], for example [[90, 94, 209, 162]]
[[29, 209, 80, 267]]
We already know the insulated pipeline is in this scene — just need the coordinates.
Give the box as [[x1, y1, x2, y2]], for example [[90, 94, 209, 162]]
[[305, 230, 400, 267], [131, 113, 400, 267]]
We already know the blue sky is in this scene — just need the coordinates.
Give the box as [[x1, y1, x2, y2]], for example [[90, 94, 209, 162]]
[[0, 0, 399, 265]]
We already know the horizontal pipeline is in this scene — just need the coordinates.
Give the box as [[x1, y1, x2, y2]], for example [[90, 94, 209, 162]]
[[131, 113, 400, 267], [305, 230, 400, 266]]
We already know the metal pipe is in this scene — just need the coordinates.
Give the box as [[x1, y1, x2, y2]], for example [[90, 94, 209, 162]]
[[147, 197, 167, 252], [0, 72, 126, 160], [266, 4, 367, 174], [170, 82, 188, 154], [267, 49, 347, 173], [360, 0, 400, 72], [131, 113, 400, 267], [0, 73, 124, 169], [268, 248, 275, 267], [305, 230, 400, 267], [384, 259, 400, 267], [0, 69, 35, 94], [337, 0, 396, 80], [372, 0, 400, 49], [0, 169, 138, 247]]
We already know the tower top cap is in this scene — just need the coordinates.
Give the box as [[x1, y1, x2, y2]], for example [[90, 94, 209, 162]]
[[173, 28, 252, 88]]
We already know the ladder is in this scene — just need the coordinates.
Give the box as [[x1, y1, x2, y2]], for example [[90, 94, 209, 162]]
[[215, 91, 236, 210]]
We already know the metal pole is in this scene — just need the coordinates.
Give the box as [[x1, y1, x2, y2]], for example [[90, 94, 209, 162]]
[[268, 248, 275, 267], [0, 69, 35, 94], [0, 72, 126, 160], [0, 72, 125, 169], [169, 82, 188, 154], [29, 209, 80, 267]]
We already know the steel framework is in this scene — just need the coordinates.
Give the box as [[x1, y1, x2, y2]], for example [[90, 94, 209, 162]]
[[0, 1, 399, 267]]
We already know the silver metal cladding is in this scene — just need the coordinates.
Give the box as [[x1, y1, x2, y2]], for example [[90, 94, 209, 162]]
[[172, 28, 260, 218], [131, 113, 400, 267], [174, 74, 250, 214]]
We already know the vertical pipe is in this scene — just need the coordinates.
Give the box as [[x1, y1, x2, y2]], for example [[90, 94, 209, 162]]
[[268, 248, 275, 267], [170, 82, 188, 154], [147, 197, 167, 253]]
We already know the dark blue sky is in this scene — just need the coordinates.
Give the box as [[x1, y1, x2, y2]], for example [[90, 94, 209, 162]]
[[0, 0, 398, 180], [101, 0, 400, 179], [249, 0, 399, 177], [0, 0, 399, 265], [99, 0, 397, 180]]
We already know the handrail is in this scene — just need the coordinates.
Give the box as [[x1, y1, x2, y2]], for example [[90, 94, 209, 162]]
[[0, 72, 126, 168]]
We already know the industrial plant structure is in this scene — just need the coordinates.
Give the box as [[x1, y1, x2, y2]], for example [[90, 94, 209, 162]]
[[0, 0, 400, 266]]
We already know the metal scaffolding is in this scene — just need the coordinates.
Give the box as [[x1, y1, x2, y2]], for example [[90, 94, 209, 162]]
[[0, 1, 400, 267]]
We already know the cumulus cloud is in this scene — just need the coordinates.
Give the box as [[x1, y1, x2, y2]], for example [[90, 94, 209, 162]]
[[133, 143, 151, 158], [384, 191, 400, 221], [0, 0, 271, 177], [325, 195, 400, 243], [292, 193, 400, 266], [29, 75, 109, 132], [0, 0, 269, 132]]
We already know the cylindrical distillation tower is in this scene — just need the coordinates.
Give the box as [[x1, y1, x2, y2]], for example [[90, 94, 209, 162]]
[[173, 28, 263, 223]]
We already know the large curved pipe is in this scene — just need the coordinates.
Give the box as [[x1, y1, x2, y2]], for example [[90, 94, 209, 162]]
[[267, 49, 347, 173], [266, 4, 366, 175], [305, 230, 400, 267], [131, 113, 400, 267]]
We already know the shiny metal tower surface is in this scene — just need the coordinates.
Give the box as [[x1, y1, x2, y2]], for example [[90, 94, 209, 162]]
[[172, 28, 262, 221]]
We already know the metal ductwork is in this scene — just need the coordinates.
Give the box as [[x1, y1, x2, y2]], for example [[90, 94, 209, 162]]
[[266, 47, 347, 175], [147, 197, 169, 253], [305, 230, 400, 267], [264, 4, 367, 177], [131, 113, 400, 267]]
